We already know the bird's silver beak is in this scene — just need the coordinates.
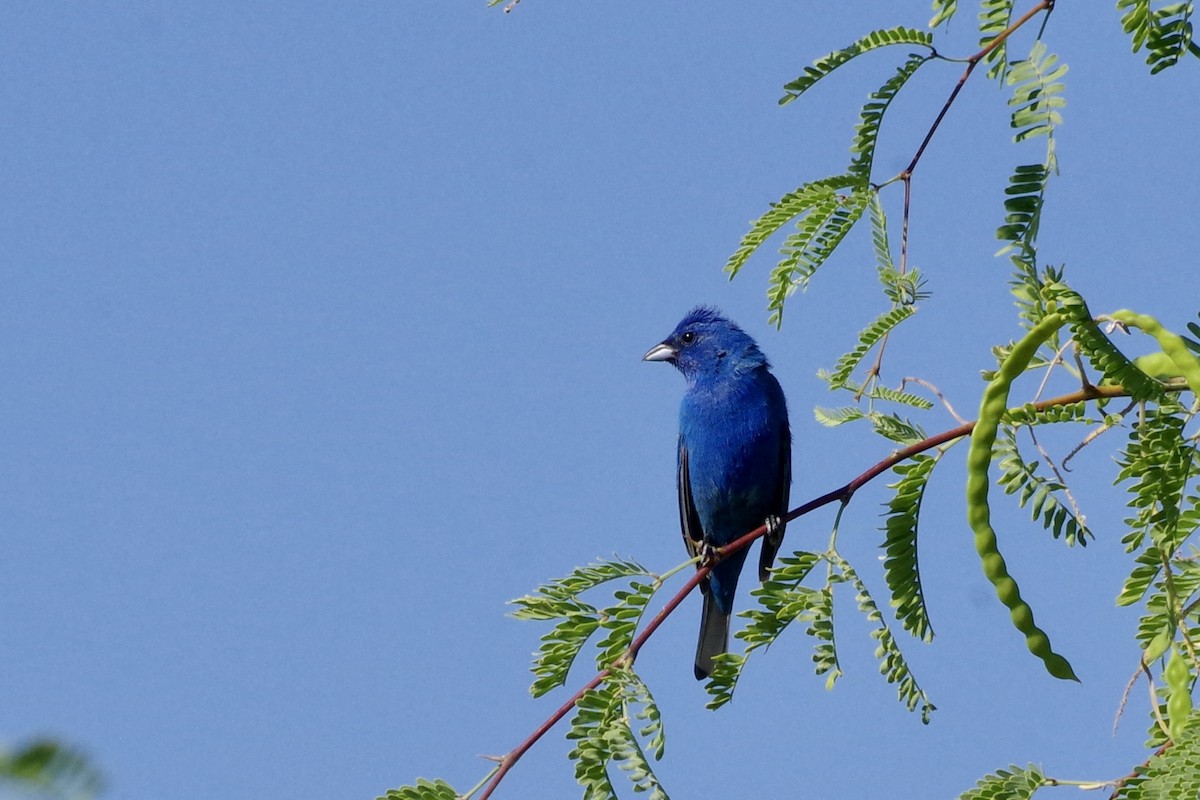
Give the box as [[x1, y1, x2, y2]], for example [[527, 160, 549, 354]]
[[642, 342, 676, 362]]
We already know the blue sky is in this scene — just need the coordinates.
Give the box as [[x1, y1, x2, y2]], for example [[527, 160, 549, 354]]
[[2, 3, 1198, 799]]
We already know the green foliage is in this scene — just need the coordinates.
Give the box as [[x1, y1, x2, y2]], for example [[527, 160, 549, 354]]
[[779, 27, 934, 105], [882, 455, 939, 643], [764, 184, 871, 328], [994, 424, 1092, 547], [1117, 0, 1200, 74], [0, 739, 103, 800], [442, 5, 1200, 799], [1115, 400, 1196, 554], [929, 0, 958, 28], [829, 553, 936, 722], [870, 193, 930, 307], [996, 165, 1048, 266], [568, 669, 668, 800], [850, 53, 931, 181], [1006, 41, 1067, 144], [594, 580, 656, 670], [705, 543, 934, 721], [510, 558, 655, 697], [956, 764, 1044, 800], [979, 0, 1017, 80], [378, 778, 459, 800], [828, 306, 917, 389], [1114, 711, 1200, 799], [1044, 283, 1167, 401], [568, 670, 667, 800], [723, 175, 859, 280]]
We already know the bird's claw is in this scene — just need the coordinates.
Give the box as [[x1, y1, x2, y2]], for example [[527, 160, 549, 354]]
[[698, 541, 721, 566], [764, 514, 783, 544]]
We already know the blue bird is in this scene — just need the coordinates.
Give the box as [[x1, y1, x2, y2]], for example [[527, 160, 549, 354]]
[[644, 307, 791, 680]]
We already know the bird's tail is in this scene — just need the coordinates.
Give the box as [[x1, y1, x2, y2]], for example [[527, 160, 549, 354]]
[[694, 592, 730, 681]]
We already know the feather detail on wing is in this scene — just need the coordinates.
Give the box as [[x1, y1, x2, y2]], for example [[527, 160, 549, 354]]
[[758, 418, 792, 582], [677, 439, 710, 594]]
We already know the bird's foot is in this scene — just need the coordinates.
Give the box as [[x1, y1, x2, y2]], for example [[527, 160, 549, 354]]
[[698, 540, 721, 566], [764, 514, 784, 545]]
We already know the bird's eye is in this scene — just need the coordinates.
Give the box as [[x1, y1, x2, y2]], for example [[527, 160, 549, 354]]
[[681, 331, 696, 345]]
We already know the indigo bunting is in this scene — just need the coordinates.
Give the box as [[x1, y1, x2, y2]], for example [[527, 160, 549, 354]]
[[644, 307, 792, 680]]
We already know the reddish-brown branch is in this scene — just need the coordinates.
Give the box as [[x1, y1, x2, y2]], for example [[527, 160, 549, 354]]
[[477, 380, 1126, 799]]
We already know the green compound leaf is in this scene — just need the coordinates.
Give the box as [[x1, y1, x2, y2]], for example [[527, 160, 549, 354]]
[[594, 579, 656, 670], [956, 764, 1045, 800], [813, 406, 867, 427], [978, 0, 1017, 81], [994, 425, 1092, 547], [1115, 401, 1196, 555], [510, 557, 654, 697], [724, 173, 860, 280], [1007, 41, 1067, 143], [849, 52, 931, 181], [511, 557, 652, 621], [568, 670, 669, 800], [1117, 0, 1200, 74], [996, 164, 1049, 263], [882, 454, 940, 643], [871, 385, 935, 410], [830, 553, 936, 722], [869, 411, 927, 445], [779, 27, 934, 105], [766, 185, 871, 328], [828, 305, 917, 389]]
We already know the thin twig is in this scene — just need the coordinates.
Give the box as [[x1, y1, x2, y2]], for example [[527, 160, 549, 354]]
[[1062, 399, 1137, 471], [901, 376, 967, 424]]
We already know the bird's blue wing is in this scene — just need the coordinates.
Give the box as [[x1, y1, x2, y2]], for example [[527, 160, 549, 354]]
[[757, 414, 792, 582], [677, 437, 710, 592]]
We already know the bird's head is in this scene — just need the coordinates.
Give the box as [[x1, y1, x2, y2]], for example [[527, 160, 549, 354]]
[[643, 306, 768, 382]]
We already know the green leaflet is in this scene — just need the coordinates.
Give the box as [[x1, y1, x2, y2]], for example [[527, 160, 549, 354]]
[[929, 0, 957, 28], [779, 27, 934, 105], [956, 764, 1045, 800], [882, 454, 939, 643]]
